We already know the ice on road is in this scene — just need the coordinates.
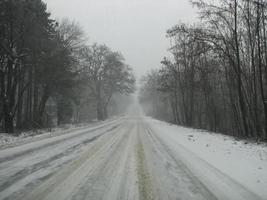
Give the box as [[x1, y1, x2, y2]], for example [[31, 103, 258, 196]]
[[0, 104, 266, 200]]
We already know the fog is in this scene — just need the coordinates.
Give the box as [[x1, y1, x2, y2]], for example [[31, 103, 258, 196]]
[[43, 0, 197, 79]]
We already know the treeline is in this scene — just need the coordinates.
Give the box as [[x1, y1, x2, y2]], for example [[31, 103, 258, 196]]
[[139, 0, 267, 140], [0, 0, 135, 134]]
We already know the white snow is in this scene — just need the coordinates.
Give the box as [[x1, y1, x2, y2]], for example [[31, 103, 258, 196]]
[[0, 124, 87, 149], [0, 116, 121, 150], [146, 117, 267, 199], [0, 109, 266, 200], [0, 117, 124, 200]]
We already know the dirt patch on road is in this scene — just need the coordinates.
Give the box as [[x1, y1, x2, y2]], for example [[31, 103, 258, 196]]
[[136, 138, 155, 200]]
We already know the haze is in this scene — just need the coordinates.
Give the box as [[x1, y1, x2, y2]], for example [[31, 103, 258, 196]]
[[43, 0, 197, 78]]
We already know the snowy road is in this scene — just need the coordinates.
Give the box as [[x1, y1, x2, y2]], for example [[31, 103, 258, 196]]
[[0, 107, 266, 200]]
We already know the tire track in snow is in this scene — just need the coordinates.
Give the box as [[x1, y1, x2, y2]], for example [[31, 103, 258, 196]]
[[136, 123, 155, 200], [0, 121, 123, 200], [1, 114, 261, 200], [70, 122, 134, 200], [143, 124, 217, 200], [0, 118, 122, 163], [0, 124, 121, 194], [20, 121, 131, 200], [145, 121, 264, 200]]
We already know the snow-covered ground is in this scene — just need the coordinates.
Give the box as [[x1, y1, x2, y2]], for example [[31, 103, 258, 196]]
[[0, 107, 266, 200], [0, 117, 119, 150], [146, 117, 267, 200], [0, 124, 87, 149], [0, 117, 124, 200]]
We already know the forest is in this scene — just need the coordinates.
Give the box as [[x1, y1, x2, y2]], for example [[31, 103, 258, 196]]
[[139, 0, 267, 140], [0, 0, 135, 134]]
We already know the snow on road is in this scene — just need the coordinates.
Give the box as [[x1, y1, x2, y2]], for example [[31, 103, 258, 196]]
[[146, 118, 267, 200], [0, 108, 266, 200]]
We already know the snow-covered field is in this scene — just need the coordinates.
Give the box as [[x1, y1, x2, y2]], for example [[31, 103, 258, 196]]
[[0, 108, 266, 200]]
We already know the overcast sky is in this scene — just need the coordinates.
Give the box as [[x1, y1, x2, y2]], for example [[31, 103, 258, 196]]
[[43, 0, 198, 79]]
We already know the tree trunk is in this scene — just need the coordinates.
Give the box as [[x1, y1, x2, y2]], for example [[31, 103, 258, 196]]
[[37, 91, 49, 127], [97, 100, 104, 121], [103, 105, 108, 120], [16, 77, 23, 129], [3, 97, 14, 133], [33, 65, 39, 123], [234, 0, 249, 136], [256, 0, 267, 137]]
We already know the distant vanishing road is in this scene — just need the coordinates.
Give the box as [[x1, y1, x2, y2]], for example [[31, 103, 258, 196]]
[[0, 104, 263, 200]]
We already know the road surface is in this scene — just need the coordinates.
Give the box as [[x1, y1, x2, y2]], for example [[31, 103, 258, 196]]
[[0, 104, 264, 200]]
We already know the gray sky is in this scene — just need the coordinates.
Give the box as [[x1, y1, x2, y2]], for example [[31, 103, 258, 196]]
[[43, 0, 198, 78]]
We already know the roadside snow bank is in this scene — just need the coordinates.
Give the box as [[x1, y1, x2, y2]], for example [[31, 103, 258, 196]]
[[0, 116, 123, 150], [0, 115, 123, 150], [146, 117, 267, 199], [0, 124, 90, 150]]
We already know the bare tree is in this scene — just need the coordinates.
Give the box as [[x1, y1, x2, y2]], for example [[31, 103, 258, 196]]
[[140, 0, 267, 140], [81, 44, 135, 120]]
